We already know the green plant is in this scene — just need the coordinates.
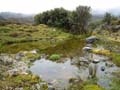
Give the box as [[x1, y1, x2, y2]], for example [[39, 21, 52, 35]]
[[49, 54, 61, 61]]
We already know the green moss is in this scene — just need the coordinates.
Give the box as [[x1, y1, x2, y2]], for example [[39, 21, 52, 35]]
[[0, 74, 41, 89], [111, 53, 120, 67], [67, 82, 84, 90], [91, 49, 111, 56], [49, 54, 61, 61], [84, 85, 104, 90]]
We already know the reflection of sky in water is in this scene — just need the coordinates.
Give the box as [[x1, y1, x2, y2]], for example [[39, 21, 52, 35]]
[[30, 58, 79, 88]]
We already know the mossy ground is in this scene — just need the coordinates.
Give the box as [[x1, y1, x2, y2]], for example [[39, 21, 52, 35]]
[[0, 24, 72, 53], [0, 74, 44, 89], [83, 85, 104, 90], [68, 78, 104, 90]]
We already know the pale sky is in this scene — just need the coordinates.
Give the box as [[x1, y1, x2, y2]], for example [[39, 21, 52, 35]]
[[0, 0, 120, 14]]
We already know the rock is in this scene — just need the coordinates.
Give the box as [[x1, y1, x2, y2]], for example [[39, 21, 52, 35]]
[[86, 36, 99, 43], [8, 69, 19, 76], [88, 63, 98, 78], [30, 49, 38, 54], [80, 57, 89, 64], [86, 44, 93, 47], [112, 25, 120, 32], [93, 59, 100, 63], [101, 66, 105, 71], [105, 62, 114, 67], [21, 72, 28, 75], [48, 85, 55, 90], [83, 46, 92, 51], [15, 53, 24, 60]]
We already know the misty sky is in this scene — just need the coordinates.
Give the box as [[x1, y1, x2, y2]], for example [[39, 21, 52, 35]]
[[0, 0, 120, 14]]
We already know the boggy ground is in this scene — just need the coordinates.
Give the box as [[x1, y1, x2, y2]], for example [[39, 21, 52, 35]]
[[0, 24, 72, 53]]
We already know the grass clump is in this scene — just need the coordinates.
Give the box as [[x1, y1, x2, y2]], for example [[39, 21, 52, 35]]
[[49, 54, 61, 61]]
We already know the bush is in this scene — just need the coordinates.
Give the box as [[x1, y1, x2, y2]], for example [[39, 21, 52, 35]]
[[49, 54, 61, 61]]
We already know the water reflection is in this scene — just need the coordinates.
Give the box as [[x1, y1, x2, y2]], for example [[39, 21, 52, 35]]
[[30, 58, 79, 89]]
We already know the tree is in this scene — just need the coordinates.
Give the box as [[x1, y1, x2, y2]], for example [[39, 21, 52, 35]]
[[72, 6, 91, 34], [103, 12, 112, 25]]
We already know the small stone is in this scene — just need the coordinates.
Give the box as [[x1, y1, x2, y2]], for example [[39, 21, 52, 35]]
[[93, 59, 100, 63], [83, 47, 92, 51], [101, 66, 105, 71]]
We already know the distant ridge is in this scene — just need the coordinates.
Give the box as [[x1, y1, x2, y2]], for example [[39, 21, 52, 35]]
[[0, 12, 34, 24]]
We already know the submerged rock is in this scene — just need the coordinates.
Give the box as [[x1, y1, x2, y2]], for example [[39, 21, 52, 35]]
[[101, 66, 105, 71]]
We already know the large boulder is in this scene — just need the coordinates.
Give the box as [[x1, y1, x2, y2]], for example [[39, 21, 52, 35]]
[[86, 36, 99, 43]]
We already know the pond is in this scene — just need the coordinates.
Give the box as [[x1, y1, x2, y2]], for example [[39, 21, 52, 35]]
[[30, 58, 80, 89], [30, 53, 120, 90]]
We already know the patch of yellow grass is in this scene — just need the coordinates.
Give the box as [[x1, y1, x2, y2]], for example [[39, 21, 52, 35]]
[[84, 85, 104, 90], [92, 49, 111, 56]]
